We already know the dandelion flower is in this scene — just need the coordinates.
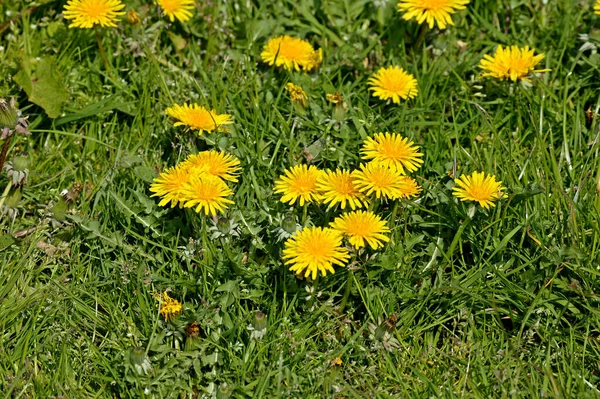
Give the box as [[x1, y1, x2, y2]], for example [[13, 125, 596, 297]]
[[397, 175, 422, 199], [479, 46, 549, 82], [166, 104, 233, 135], [261, 35, 322, 72], [62, 0, 125, 28], [182, 175, 234, 216], [181, 150, 241, 182], [397, 0, 470, 30], [352, 163, 405, 200], [452, 171, 506, 209], [156, 0, 194, 22], [326, 93, 343, 104], [154, 291, 182, 321], [368, 66, 418, 104], [283, 227, 349, 279], [596, 0, 600, 15], [274, 165, 323, 206], [317, 169, 368, 210], [361, 132, 424, 174], [150, 165, 191, 208], [286, 83, 308, 107], [330, 211, 391, 250]]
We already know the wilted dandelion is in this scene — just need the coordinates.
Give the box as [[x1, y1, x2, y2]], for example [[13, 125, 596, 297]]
[[326, 93, 343, 104], [182, 175, 234, 216], [154, 291, 182, 321], [452, 171, 506, 209], [479, 46, 549, 82], [283, 227, 349, 279], [352, 163, 406, 200], [285, 83, 308, 107], [330, 210, 390, 250], [149, 165, 191, 208], [166, 104, 232, 135], [261, 35, 322, 71], [62, 0, 125, 28], [274, 165, 323, 206], [397, 0, 470, 30], [361, 132, 423, 174], [181, 150, 241, 182], [368, 66, 418, 104], [127, 9, 141, 24], [316, 169, 368, 210]]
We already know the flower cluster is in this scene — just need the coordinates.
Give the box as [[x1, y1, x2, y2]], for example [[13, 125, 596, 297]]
[[275, 132, 424, 279], [62, 0, 195, 28], [150, 150, 240, 216]]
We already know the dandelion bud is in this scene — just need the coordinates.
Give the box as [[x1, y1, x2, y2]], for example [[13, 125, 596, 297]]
[[285, 83, 307, 109], [127, 9, 141, 24], [282, 213, 297, 234], [216, 383, 232, 399], [51, 198, 69, 222], [4, 187, 22, 209], [253, 311, 267, 332], [217, 216, 231, 234], [0, 98, 18, 130], [129, 346, 152, 375]]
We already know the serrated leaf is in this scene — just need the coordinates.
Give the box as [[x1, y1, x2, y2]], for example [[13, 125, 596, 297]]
[[13, 56, 68, 118]]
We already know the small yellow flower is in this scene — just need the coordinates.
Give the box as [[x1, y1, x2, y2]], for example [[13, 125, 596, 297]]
[[361, 132, 424, 174], [274, 165, 323, 206], [154, 291, 182, 321], [596, 0, 600, 15], [149, 164, 191, 208], [182, 175, 234, 216], [326, 93, 343, 105], [331, 357, 343, 367], [63, 0, 125, 29], [316, 169, 368, 210], [396, 175, 422, 199], [156, 0, 194, 23], [283, 227, 350, 279], [479, 46, 549, 82], [166, 104, 233, 135], [127, 9, 141, 24], [285, 83, 307, 107], [181, 150, 241, 182], [351, 163, 405, 200], [368, 66, 418, 104], [261, 36, 322, 72], [397, 0, 470, 30], [452, 171, 506, 209], [330, 210, 390, 250]]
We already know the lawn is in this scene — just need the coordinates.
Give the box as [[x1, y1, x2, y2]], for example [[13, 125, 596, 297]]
[[1, 0, 600, 397]]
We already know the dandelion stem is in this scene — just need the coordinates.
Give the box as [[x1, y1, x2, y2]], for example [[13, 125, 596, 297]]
[[301, 203, 308, 225], [414, 24, 429, 50], [95, 28, 110, 71], [0, 133, 12, 172], [339, 268, 354, 312]]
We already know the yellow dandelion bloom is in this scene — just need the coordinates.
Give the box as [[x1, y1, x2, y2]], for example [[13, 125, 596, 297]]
[[368, 66, 418, 104], [62, 0, 125, 29], [181, 150, 241, 182], [156, 0, 194, 23], [596, 0, 600, 15], [316, 169, 368, 210], [283, 227, 350, 279], [182, 175, 234, 216], [166, 104, 233, 135], [154, 291, 182, 321], [479, 46, 549, 82], [261, 36, 322, 72], [361, 132, 424, 174], [330, 211, 391, 250], [274, 165, 323, 206], [149, 165, 191, 208], [285, 83, 308, 107], [397, 0, 470, 30], [452, 171, 506, 209], [351, 163, 405, 200], [397, 175, 422, 199], [326, 93, 343, 104]]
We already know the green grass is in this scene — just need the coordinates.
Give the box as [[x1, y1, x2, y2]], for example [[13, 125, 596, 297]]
[[2, 0, 600, 397]]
